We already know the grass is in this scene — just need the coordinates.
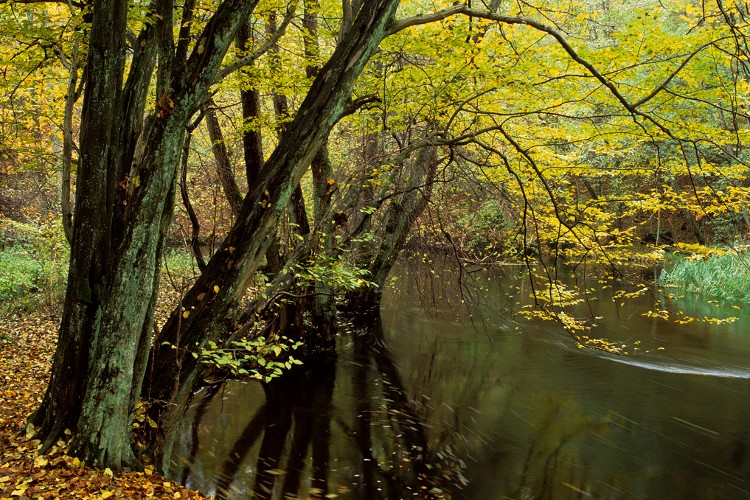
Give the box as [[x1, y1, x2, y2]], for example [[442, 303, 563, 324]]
[[0, 218, 69, 316], [659, 252, 750, 303], [162, 247, 200, 276], [0, 246, 67, 317]]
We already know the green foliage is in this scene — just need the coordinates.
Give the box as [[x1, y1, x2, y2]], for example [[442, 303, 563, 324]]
[[291, 258, 374, 292], [0, 247, 44, 309], [454, 200, 515, 257], [0, 218, 68, 316], [660, 251, 750, 303], [161, 248, 199, 278], [198, 335, 304, 383]]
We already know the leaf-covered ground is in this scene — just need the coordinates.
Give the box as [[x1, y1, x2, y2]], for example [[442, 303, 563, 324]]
[[0, 315, 208, 499]]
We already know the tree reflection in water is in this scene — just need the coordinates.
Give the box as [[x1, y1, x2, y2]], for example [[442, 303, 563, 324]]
[[174, 313, 465, 499], [171, 287, 750, 499]]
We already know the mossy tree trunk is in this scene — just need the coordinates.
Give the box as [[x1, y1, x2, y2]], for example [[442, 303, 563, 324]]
[[346, 139, 440, 308], [32, 0, 261, 470]]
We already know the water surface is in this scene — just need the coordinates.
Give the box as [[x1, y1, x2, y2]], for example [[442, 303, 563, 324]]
[[171, 265, 750, 498]]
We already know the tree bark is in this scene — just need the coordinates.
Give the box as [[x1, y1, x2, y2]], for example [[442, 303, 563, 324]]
[[32, 0, 128, 458], [236, 21, 264, 188], [347, 139, 440, 308]]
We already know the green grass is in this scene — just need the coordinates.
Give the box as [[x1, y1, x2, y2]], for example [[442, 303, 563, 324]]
[[162, 248, 200, 276], [659, 252, 750, 303], [0, 247, 42, 301], [0, 246, 67, 315], [0, 218, 69, 316]]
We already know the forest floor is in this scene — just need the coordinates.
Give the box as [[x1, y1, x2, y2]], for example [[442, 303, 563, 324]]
[[0, 314, 209, 499]]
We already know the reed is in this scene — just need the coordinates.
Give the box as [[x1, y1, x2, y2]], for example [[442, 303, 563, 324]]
[[659, 252, 750, 303]]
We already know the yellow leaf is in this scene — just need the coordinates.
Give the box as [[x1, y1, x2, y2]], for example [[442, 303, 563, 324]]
[[33, 455, 48, 467], [104, 467, 114, 477], [101, 490, 114, 499], [182, 310, 190, 319], [213, 285, 220, 293]]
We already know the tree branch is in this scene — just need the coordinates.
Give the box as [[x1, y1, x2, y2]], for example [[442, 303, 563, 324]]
[[633, 39, 726, 108], [215, 1, 298, 82], [388, 5, 710, 141], [0, 0, 84, 6]]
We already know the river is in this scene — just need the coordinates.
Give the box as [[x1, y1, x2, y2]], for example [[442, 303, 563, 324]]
[[170, 263, 750, 499]]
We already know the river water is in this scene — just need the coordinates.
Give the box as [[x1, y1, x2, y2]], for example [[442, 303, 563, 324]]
[[170, 264, 750, 499]]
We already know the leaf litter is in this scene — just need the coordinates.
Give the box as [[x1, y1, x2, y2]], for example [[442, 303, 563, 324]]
[[0, 315, 208, 499]]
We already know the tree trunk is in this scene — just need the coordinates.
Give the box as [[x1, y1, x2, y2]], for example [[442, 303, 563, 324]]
[[305, 1, 337, 347], [33, 0, 262, 470], [236, 20, 264, 188], [146, 0, 401, 471], [347, 141, 440, 308], [203, 97, 243, 217], [31, 0, 129, 457]]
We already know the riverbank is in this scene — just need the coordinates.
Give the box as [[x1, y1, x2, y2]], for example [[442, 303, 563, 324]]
[[0, 314, 208, 499]]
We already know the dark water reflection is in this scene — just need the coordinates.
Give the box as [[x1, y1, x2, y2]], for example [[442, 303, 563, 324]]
[[171, 265, 750, 499]]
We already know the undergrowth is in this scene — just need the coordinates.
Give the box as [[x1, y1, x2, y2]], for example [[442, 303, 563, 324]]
[[0, 218, 68, 316], [659, 251, 750, 303]]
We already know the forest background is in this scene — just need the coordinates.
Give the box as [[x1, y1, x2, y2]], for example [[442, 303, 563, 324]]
[[0, 0, 749, 484]]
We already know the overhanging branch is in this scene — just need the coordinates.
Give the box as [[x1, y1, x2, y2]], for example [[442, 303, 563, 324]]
[[387, 5, 724, 139]]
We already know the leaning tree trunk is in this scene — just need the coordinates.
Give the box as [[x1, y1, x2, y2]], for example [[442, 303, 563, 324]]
[[347, 140, 440, 308], [146, 0, 401, 471], [305, 0, 338, 349], [203, 97, 244, 217]]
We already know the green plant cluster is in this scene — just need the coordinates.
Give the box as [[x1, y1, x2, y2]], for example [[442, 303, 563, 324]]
[[454, 200, 515, 257], [198, 335, 304, 383], [291, 258, 374, 292], [162, 248, 199, 275], [0, 218, 68, 315], [659, 251, 750, 303]]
